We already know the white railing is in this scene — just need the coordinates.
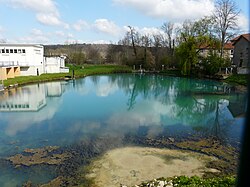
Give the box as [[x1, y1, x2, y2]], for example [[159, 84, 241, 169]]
[[0, 61, 30, 67], [60, 67, 69, 73], [0, 61, 16, 67], [219, 67, 233, 75], [0, 84, 4, 91]]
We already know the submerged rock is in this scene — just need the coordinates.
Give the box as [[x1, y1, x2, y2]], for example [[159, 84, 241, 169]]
[[7, 146, 71, 168], [40, 176, 65, 187]]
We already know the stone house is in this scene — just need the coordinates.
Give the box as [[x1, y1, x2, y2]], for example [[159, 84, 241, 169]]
[[198, 42, 234, 62], [231, 33, 250, 74]]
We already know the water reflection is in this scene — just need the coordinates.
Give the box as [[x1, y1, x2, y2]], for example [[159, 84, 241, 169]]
[[0, 82, 66, 136], [0, 74, 247, 186], [64, 74, 246, 143], [0, 75, 246, 141]]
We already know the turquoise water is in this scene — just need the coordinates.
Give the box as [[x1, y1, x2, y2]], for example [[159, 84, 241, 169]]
[[0, 74, 247, 186]]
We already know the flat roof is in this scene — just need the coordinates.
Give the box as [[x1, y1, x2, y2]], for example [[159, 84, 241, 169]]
[[0, 44, 43, 48]]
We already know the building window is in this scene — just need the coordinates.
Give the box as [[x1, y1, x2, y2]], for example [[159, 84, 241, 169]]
[[14, 49, 17, 53], [239, 59, 243, 67], [1, 49, 4, 53], [22, 49, 26, 53], [6, 49, 9, 53], [246, 48, 249, 56], [231, 49, 234, 55], [18, 49, 21, 53], [10, 49, 13, 53]]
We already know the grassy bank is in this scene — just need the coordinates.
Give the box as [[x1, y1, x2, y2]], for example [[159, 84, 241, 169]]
[[225, 74, 248, 86], [136, 175, 236, 187], [3, 65, 248, 88], [3, 64, 132, 87]]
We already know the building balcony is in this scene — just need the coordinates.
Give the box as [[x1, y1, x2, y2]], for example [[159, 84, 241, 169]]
[[0, 61, 30, 67]]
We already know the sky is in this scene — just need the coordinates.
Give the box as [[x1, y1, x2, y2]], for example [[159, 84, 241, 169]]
[[0, 0, 249, 44]]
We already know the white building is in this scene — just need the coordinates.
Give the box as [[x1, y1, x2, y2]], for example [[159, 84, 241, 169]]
[[0, 44, 69, 80], [44, 56, 69, 74]]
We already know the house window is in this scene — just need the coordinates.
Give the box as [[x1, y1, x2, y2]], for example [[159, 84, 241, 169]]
[[10, 49, 13, 53], [239, 59, 243, 67], [6, 49, 9, 53], [1, 49, 4, 53], [22, 49, 26, 53], [18, 49, 21, 53], [231, 50, 234, 55], [14, 49, 17, 53]]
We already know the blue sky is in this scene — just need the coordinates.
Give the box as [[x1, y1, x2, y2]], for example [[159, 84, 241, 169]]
[[0, 0, 249, 44]]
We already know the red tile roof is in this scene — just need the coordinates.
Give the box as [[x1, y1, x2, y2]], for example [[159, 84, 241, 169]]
[[231, 33, 250, 44], [224, 42, 234, 49], [198, 42, 233, 49]]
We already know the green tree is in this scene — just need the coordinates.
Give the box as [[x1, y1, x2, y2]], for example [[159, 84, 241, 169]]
[[175, 17, 218, 75], [200, 52, 231, 75], [176, 37, 198, 75]]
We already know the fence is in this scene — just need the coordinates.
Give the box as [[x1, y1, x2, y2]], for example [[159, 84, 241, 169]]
[[219, 67, 233, 75], [0, 84, 4, 91]]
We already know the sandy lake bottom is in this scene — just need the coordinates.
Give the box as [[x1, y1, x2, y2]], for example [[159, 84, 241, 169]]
[[85, 146, 220, 187]]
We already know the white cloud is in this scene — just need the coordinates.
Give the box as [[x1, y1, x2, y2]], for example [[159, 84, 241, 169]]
[[73, 20, 89, 31], [67, 33, 74, 38], [9, 0, 58, 14], [93, 19, 122, 36], [237, 14, 250, 33], [19, 28, 49, 43], [113, 0, 214, 21], [0, 26, 6, 42], [8, 0, 68, 27], [31, 28, 43, 36], [55, 30, 65, 37], [140, 27, 164, 36], [36, 13, 61, 26], [92, 40, 111, 44]]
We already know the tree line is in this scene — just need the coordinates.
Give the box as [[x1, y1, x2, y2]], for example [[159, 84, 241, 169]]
[[116, 0, 240, 75], [45, 0, 240, 76]]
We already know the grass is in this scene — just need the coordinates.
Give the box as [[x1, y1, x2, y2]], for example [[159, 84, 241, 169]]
[[3, 64, 132, 87], [160, 69, 182, 76], [138, 175, 236, 187], [225, 74, 248, 86], [3, 65, 248, 88]]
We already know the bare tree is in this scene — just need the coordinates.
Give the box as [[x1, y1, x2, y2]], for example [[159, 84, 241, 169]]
[[128, 26, 137, 58], [152, 34, 163, 48], [213, 0, 240, 57], [161, 22, 174, 51]]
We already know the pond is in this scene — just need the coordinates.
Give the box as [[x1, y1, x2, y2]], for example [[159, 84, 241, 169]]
[[0, 74, 247, 186]]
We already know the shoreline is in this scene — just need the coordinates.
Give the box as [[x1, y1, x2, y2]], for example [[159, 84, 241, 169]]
[[6, 132, 239, 186], [1, 65, 247, 93]]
